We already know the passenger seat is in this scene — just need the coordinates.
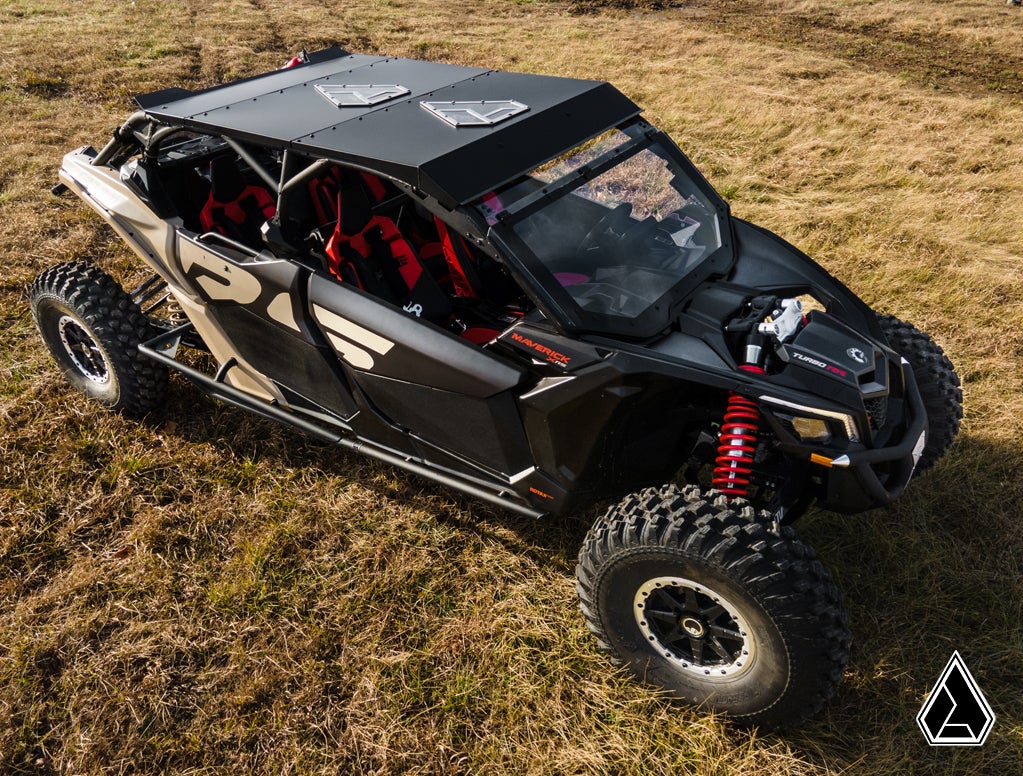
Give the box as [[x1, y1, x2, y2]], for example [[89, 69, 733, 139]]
[[325, 183, 451, 325], [199, 156, 276, 246]]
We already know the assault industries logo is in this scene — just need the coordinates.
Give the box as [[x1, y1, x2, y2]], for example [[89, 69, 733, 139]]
[[917, 651, 995, 746]]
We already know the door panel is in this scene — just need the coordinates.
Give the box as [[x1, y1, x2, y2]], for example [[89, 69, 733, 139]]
[[175, 232, 359, 417], [308, 271, 532, 474]]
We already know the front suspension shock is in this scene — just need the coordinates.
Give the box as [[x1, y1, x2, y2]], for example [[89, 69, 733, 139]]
[[712, 365, 765, 499]]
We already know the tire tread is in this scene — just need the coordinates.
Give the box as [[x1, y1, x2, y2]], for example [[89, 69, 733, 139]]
[[877, 314, 962, 472], [30, 262, 168, 417], [576, 484, 850, 728]]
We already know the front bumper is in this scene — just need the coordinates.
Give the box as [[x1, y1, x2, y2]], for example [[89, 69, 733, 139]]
[[812, 359, 927, 513], [759, 358, 928, 514]]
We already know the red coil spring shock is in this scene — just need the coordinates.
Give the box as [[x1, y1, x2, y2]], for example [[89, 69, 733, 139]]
[[712, 364, 766, 499]]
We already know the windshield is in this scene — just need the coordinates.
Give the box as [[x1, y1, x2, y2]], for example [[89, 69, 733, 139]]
[[481, 126, 729, 336]]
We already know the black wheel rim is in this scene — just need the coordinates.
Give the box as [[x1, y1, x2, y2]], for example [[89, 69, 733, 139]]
[[634, 576, 754, 678], [57, 314, 110, 384]]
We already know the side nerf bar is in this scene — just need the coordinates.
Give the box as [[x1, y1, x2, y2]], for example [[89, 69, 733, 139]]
[[137, 323, 548, 519]]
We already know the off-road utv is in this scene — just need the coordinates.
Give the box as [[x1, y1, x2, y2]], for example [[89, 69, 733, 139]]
[[31, 47, 962, 727]]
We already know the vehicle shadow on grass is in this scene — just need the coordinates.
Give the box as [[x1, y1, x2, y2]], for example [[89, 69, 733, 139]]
[[788, 434, 1023, 771], [158, 388, 1022, 770]]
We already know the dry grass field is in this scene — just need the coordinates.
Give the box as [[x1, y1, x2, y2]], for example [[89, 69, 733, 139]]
[[2, 0, 1023, 773]]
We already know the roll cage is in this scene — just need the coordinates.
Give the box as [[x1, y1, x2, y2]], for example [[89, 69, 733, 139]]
[[99, 112, 744, 347], [100, 115, 488, 251]]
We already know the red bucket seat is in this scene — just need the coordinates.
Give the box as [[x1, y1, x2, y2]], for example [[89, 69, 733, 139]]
[[325, 183, 451, 325], [199, 156, 276, 245]]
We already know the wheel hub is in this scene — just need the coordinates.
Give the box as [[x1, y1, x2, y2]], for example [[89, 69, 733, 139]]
[[680, 616, 706, 638], [57, 315, 109, 384], [634, 575, 754, 678]]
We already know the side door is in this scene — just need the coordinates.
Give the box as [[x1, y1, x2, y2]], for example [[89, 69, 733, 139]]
[[171, 232, 360, 418], [308, 271, 534, 477]]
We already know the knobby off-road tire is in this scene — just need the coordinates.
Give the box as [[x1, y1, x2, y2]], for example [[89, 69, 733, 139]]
[[30, 262, 168, 418], [877, 314, 962, 473], [576, 484, 850, 728]]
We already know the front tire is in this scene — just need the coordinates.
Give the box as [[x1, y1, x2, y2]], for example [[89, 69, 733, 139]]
[[30, 262, 168, 418], [576, 485, 850, 728], [877, 314, 962, 472]]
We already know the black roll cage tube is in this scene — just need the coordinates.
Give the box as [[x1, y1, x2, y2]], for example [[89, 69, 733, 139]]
[[92, 114, 410, 236]]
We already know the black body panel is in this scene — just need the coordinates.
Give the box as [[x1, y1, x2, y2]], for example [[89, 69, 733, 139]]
[[208, 304, 358, 418], [516, 348, 720, 504], [307, 271, 533, 474], [307, 271, 526, 397], [728, 219, 883, 339], [355, 372, 532, 475]]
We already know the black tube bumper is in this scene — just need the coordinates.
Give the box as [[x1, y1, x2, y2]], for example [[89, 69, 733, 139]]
[[815, 359, 928, 513]]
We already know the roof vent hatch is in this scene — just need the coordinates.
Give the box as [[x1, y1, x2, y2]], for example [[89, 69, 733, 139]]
[[315, 83, 410, 107], [420, 100, 529, 127]]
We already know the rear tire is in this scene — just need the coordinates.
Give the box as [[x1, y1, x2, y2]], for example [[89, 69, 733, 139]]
[[877, 314, 962, 472], [30, 262, 168, 417], [576, 484, 850, 728]]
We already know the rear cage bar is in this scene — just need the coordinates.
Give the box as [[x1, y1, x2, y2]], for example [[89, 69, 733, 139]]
[[94, 113, 416, 242]]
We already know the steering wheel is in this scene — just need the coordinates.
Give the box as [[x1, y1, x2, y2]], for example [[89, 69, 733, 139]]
[[577, 203, 634, 254]]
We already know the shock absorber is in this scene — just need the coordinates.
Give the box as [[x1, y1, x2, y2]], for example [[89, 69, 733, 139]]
[[712, 332, 767, 499], [713, 298, 805, 499]]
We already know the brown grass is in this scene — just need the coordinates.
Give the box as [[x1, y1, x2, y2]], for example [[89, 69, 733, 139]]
[[3, 0, 1023, 773]]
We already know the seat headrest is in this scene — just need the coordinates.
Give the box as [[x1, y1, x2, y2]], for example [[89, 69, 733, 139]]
[[336, 182, 373, 236], [209, 156, 248, 203]]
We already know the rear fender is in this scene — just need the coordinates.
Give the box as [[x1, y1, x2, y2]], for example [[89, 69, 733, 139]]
[[59, 146, 188, 288], [60, 147, 285, 404]]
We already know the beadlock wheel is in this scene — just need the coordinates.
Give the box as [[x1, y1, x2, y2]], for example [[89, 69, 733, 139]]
[[634, 575, 755, 679], [56, 314, 111, 384], [576, 484, 850, 728], [30, 262, 168, 417]]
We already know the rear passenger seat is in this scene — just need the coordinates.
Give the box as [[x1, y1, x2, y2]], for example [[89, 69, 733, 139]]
[[199, 156, 276, 246]]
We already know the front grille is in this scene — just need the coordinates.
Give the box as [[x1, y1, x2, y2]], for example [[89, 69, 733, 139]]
[[865, 396, 888, 431]]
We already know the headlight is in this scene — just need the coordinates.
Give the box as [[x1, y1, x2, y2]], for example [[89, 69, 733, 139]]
[[788, 416, 832, 443], [759, 396, 861, 443]]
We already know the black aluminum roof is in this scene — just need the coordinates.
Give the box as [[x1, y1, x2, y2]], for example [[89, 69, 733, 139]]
[[136, 48, 641, 206]]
